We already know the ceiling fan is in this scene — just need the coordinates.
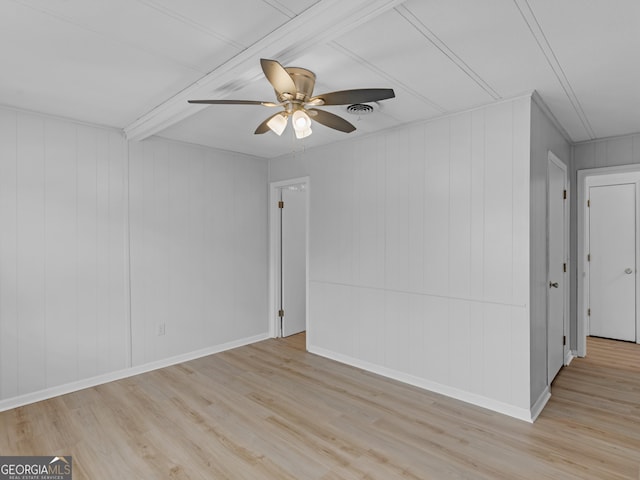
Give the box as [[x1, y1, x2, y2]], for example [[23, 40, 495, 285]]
[[188, 58, 395, 139]]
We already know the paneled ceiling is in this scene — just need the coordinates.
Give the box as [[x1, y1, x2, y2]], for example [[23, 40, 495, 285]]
[[1, 0, 638, 158]]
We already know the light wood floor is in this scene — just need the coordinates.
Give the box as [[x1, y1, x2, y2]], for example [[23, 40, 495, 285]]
[[1, 335, 639, 479]]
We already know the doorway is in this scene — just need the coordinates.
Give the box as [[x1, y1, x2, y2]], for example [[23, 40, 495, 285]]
[[547, 151, 569, 384], [578, 165, 640, 356], [269, 177, 309, 339]]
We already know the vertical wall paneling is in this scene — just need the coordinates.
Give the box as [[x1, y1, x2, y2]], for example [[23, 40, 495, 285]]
[[408, 125, 425, 293], [270, 96, 538, 419], [574, 133, 640, 172], [448, 114, 472, 299], [604, 136, 634, 167], [107, 131, 128, 372], [469, 109, 486, 302], [1, 108, 270, 408], [512, 99, 531, 308], [44, 120, 78, 388], [423, 119, 450, 298], [483, 102, 514, 305], [16, 113, 47, 395], [482, 303, 511, 404], [353, 137, 385, 289], [233, 151, 268, 339], [0, 107, 129, 402], [385, 129, 410, 292], [384, 291, 410, 372], [0, 109, 18, 399], [422, 294, 449, 386], [76, 125, 99, 379], [128, 137, 268, 366]]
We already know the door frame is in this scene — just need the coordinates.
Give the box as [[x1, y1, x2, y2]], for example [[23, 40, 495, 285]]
[[577, 164, 640, 356], [268, 176, 310, 340], [547, 151, 570, 380]]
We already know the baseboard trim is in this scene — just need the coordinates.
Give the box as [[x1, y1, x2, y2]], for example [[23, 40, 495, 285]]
[[308, 344, 537, 423], [530, 386, 551, 422], [0, 333, 270, 412], [564, 350, 575, 366]]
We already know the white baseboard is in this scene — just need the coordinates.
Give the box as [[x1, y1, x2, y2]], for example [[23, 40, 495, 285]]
[[0, 332, 270, 413], [530, 386, 551, 422], [308, 344, 537, 423], [564, 350, 575, 366]]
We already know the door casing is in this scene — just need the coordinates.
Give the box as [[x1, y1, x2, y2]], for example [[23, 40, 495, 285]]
[[269, 177, 310, 341], [547, 151, 569, 383], [578, 164, 640, 356]]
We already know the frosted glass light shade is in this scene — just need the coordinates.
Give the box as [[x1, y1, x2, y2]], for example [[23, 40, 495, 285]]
[[294, 126, 312, 139], [267, 113, 287, 136], [292, 110, 311, 132]]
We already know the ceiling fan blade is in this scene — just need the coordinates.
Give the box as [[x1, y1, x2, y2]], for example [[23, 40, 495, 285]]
[[254, 112, 285, 134], [188, 99, 278, 106], [310, 88, 395, 106], [308, 108, 356, 133], [260, 58, 297, 96]]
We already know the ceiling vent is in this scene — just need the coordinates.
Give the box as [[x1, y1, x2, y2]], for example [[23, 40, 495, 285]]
[[346, 103, 375, 115]]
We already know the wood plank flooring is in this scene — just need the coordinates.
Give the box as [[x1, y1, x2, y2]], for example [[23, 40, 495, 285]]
[[1, 335, 639, 479]]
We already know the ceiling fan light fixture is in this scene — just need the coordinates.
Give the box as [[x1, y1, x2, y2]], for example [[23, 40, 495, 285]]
[[267, 113, 288, 136], [292, 109, 312, 132], [295, 126, 312, 139], [189, 59, 395, 139]]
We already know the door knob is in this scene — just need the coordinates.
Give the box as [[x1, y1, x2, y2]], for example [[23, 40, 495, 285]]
[[549, 281, 559, 288], [625, 268, 634, 274]]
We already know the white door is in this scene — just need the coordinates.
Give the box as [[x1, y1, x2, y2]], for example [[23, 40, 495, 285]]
[[547, 156, 567, 383], [280, 186, 307, 337], [589, 183, 636, 341]]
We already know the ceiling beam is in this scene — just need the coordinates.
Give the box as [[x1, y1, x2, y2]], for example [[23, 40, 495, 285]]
[[124, 0, 406, 141]]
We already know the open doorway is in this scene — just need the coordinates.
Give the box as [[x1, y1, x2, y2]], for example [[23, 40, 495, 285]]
[[269, 177, 309, 340], [578, 165, 640, 357]]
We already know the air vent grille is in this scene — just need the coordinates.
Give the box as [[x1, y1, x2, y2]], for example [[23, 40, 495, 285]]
[[346, 103, 375, 115]]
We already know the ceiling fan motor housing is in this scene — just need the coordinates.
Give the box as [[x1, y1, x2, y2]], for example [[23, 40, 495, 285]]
[[283, 67, 316, 101]]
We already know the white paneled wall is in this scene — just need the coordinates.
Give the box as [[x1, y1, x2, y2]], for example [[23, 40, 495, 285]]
[[0, 108, 128, 401], [129, 137, 268, 365], [0, 108, 269, 409], [271, 96, 535, 419], [529, 98, 571, 405], [574, 134, 640, 170]]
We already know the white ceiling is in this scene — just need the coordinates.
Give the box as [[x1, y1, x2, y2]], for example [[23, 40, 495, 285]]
[[2, 0, 639, 158]]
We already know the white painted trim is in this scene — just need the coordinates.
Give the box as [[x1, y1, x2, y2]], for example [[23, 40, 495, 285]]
[[0, 333, 269, 413], [530, 386, 551, 422], [308, 345, 537, 423], [578, 164, 640, 356], [547, 151, 570, 377], [564, 350, 575, 367], [268, 177, 310, 343]]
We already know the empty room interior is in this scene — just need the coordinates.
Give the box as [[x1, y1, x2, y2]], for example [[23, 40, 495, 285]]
[[1, 0, 640, 478]]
